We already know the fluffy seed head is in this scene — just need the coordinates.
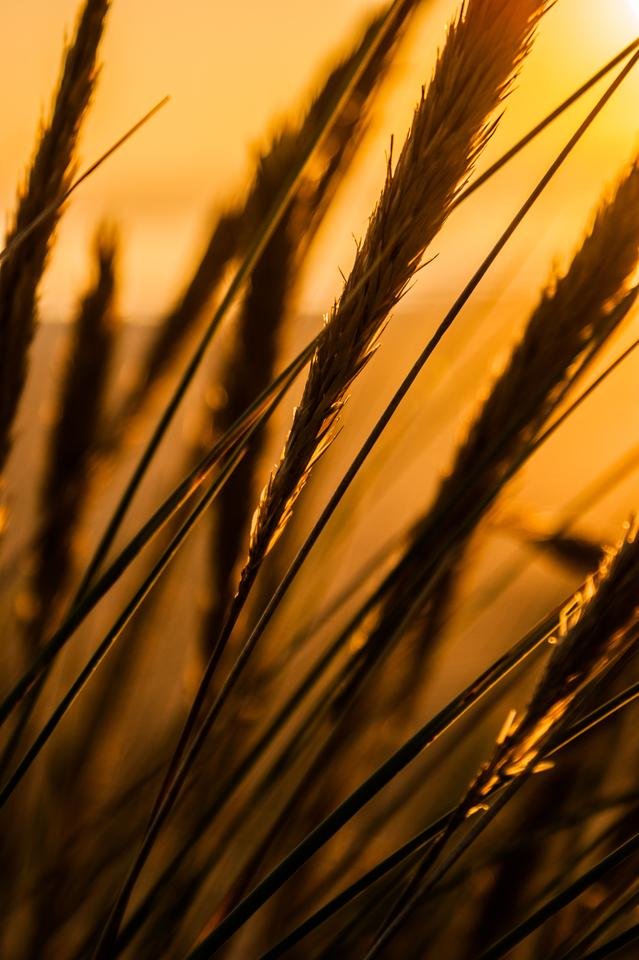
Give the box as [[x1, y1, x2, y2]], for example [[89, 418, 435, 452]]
[[243, 0, 548, 583]]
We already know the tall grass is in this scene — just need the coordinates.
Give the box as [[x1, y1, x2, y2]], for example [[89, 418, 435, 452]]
[[1, 1, 639, 959]]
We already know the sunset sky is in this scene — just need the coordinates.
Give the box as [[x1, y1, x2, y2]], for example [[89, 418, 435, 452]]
[[1, 0, 638, 322]]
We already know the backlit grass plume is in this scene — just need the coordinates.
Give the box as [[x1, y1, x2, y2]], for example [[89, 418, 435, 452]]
[[231, 0, 549, 648], [357, 158, 639, 695], [498, 521, 639, 766], [0, 0, 109, 472], [0, 227, 119, 780], [464, 519, 639, 803], [6, 4, 639, 958]]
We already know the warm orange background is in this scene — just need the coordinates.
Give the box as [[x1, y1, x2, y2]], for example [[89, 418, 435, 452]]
[[1, 0, 638, 323]]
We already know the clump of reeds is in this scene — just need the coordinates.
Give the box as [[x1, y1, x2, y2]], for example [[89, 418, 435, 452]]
[[0, 0, 109, 472], [5, 2, 639, 958], [106, 4, 554, 931], [364, 519, 639, 957], [75, 4, 557, 950], [228, 0, 549, 668]]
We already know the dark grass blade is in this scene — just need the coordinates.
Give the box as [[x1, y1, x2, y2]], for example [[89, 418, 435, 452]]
[[0, 338, 315, 727], [262, 664, 639, 958], [0, 97, 168, 268]]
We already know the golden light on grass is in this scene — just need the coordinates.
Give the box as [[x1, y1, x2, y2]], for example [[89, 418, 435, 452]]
[[2, 3, 639, 959]]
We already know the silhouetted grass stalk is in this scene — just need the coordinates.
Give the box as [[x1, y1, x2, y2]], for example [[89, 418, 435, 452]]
[[150, 57, 639, 958]]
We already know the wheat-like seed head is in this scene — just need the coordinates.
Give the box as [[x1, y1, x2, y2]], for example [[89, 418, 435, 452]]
[[474, 519, 639, 798], [366, 158, 639, 665], [242, 0, 548, 587]]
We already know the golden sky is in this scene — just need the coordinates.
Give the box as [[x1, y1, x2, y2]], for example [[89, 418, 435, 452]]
[[1, 0, 638, 322]]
